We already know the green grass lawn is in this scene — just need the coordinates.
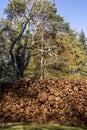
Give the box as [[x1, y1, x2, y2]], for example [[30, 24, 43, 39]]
[[0, 124, 86, 130]]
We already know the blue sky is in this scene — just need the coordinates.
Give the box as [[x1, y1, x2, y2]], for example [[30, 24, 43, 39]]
[[55, 0, 87, 36], [0, 0, 8, 18], [0, 0, 87, 36]]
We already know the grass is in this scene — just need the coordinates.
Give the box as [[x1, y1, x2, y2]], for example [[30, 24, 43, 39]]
[[0, 124, 86, 130]]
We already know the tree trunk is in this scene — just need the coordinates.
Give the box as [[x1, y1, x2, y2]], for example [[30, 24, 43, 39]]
[[40, 28, 44, 79]]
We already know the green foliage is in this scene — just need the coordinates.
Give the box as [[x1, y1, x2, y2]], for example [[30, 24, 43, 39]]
[[79, 30, 86, 45], [0, 62, 16, 83], [0, 0, 87, 81], [4, 0, 26, 21], [25, 56, 41, 79]]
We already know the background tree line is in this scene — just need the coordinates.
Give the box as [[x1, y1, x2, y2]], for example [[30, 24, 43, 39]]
[[0, 0, 87, 83]]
